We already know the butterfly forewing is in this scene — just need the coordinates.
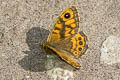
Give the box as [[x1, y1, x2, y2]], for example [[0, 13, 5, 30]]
[[47, 6, 79, 42]]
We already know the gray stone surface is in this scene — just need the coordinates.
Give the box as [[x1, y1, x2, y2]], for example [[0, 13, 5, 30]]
[[100, 35, 120, 65], [0, 0, 120, 80]]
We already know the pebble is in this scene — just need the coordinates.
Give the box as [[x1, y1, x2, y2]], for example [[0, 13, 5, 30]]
[[100, 35, 120, 65], [47, 68, 73, 80]]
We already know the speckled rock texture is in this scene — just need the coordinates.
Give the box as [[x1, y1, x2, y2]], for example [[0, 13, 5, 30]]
[[0, 0, 120, 80]]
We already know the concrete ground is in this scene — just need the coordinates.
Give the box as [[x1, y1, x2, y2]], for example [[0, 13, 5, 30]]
[[0, 0, 120, 80]]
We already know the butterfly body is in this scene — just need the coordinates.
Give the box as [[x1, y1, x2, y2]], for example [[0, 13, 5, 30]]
[[42, 6, 88, 69]]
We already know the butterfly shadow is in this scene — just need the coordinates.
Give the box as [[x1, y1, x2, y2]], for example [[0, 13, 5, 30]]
[[18, 27, 49, 72]]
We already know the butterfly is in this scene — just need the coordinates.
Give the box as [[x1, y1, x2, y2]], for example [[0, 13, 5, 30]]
[[42, 6, 88, 69]]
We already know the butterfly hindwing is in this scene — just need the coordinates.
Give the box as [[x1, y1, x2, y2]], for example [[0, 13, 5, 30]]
[[47, 6, 79, 42], [43, 32, 88, 68]]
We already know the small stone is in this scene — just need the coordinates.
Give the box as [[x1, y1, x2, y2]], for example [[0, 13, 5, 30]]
[[100, 35, 120, 65], [45, 54, 75, 80], [47, 68, 73, 80], [26, 75, 30, 78]]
